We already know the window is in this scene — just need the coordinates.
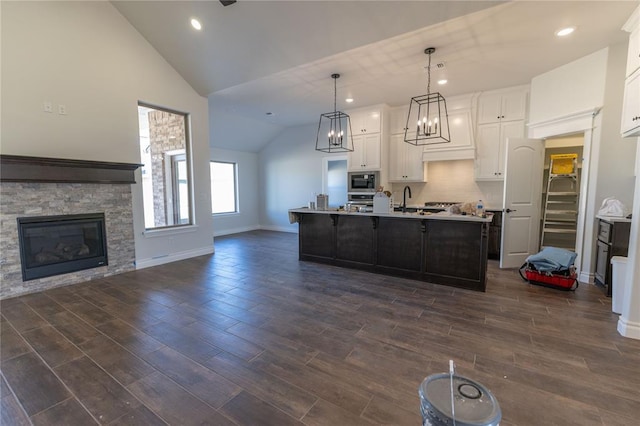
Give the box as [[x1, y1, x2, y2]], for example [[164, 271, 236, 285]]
[[138, 104, 192, 229], [210, 161, 238, 214]]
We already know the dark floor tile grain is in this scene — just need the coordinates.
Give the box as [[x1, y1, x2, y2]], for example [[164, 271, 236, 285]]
[[62, 300, 115, 327], [0, 319, 32, 361], [106, 404, 168, 426], [205, 351, 318, 419], [46, 310, 102, 345], [1, 393, 31, 426], [220, 391, 305, 426], [251, 350, 372, 415], [79, 334, 155, 386], [127, 372, 236, 426], [54, 356, 141, 423], [1, 352, 70, 415], [21, 325, 84, 367], [1, 300, 49, 333], [361, 395, 421, 425], [19, 293, 67, 321], [95, 319, 164, 357], [301, 398, 375, 426], [142, 321, 221, 363], [141, 346, 241, 409], [30, 397, 98, 426], [0, 230, 637, 426]]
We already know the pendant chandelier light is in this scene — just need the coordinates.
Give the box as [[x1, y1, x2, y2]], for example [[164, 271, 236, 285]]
[[404, 47, 451, 146], [316, 73, 354, 153]]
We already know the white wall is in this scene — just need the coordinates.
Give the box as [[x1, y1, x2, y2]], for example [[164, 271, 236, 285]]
[[1, 1, 213, 267], [210, 148, 261, 236], [260, 124, 340, 232], [529, 49, 608, 125], [596, 42, 637, 211], [208, 100, 285, 153]]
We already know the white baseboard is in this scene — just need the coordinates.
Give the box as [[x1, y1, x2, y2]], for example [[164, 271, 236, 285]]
[[579, 271, 594, 284], [618, 316, 640, 340], [135, 246, 214, 270], [259, 224, 298, 233], [213, 225, 260, 237], [213, 225, 298, 235]]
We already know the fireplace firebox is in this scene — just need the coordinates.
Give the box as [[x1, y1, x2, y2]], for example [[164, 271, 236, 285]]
[[17, 213, 108, 281]]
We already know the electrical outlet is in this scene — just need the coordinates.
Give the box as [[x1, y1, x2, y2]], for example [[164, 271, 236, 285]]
[[43, 101, 53, 113], [58, 104, 67, 115]]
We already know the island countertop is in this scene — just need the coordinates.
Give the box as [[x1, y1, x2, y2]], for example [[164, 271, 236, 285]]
[[289, 207, 493, 223], [291, 208, 491, 291]]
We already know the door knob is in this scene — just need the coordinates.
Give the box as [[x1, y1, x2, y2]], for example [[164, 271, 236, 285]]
[[505, 208, 517, 213]]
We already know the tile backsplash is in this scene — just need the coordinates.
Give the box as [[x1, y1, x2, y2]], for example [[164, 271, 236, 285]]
[[390, 159, 504, 209]]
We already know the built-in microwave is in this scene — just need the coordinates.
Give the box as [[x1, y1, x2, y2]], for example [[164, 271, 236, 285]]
[[348, 171, 379, 192]]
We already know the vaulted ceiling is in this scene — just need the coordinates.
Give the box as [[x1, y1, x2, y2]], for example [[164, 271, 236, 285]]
[[112, 1, 637, 152]]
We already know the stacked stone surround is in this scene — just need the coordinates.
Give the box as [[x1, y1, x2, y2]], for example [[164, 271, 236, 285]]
[[148, 110, 186, 227], [0, 182, 135, 299]]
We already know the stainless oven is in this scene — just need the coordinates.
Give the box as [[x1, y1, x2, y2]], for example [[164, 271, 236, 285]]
[[347, 192, 374, 205], [348, 171, 379, 192], [347, 192, 374, 212]]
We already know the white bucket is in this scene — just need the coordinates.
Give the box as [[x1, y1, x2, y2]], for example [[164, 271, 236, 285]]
[[611, 256, 628, 314]]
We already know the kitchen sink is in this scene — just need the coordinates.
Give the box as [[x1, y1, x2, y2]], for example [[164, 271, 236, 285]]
[[393, 206, 419, 213]]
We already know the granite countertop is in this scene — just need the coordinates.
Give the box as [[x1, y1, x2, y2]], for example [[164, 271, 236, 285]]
[[596, 215, 632, 223], [289, 208, 493, 223]]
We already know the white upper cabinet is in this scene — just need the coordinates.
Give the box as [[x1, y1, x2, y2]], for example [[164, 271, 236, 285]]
[[477, 88, 528, 124], [474, 86, 528, 180], [348, 133, 382, 171], [621, 69, 640, 137], [626, 27, 640, 77], [350, 108, 381, 134], [389, 105, 410, 135], [346, 105, 387, 172], [624, 7, 640, 77], [475, 120, 525, 180], [388, 134, 426, 182]]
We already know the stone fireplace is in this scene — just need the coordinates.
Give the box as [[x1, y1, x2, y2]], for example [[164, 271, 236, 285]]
[[0, 155, 141, 299]]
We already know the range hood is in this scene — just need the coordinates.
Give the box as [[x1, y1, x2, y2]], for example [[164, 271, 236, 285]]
[[420, 99, 476, 162]]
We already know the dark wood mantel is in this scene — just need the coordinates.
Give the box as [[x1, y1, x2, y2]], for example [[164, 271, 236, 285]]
[[0, 155, 142, 184]]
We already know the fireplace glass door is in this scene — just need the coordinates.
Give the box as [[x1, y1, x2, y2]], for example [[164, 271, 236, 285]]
[[17, 213, 108, 281]]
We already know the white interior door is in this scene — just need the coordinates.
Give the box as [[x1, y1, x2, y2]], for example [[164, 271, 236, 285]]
[[500, 138, 545, 268]]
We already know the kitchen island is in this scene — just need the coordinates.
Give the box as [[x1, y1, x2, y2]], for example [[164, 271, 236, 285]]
[[289, 208, 492, 292]]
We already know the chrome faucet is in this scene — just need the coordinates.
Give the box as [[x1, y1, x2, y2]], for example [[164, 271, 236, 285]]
[[402, 185, 412, 213]]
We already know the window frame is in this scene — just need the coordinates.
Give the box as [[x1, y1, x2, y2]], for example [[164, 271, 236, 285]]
[[210, 160, 239, 215], [138, 102, 194, 230]]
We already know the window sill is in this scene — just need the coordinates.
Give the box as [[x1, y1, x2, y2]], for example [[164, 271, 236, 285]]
[[212, 212, 240, 217], [142, 224, 199, 238]]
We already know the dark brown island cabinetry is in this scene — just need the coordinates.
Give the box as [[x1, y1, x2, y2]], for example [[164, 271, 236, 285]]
[[594, 217, 631, 296], [293, 211, 490, 292]]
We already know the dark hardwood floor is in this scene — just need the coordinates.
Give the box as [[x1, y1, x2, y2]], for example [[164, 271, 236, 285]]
[[2, 230, 639, 425]]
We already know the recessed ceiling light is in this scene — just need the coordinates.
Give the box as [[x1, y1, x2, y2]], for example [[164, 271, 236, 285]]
[[556, 27, 575, 37], [345, 98, 354, 103], [191, 18, 202, 30], [437, 79, 448, 85]]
